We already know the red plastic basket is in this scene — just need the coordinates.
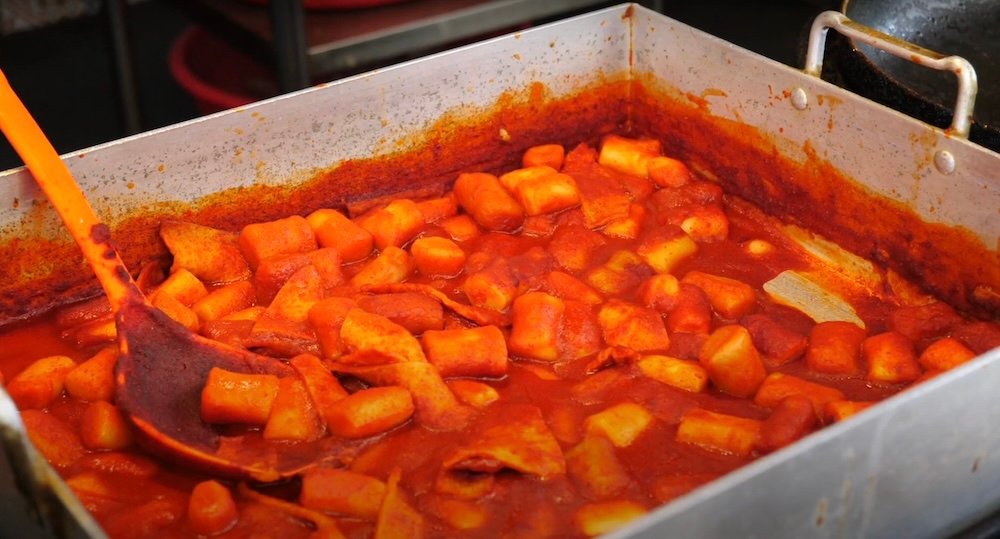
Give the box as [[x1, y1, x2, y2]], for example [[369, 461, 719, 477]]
[[169, 26, 276, 115]]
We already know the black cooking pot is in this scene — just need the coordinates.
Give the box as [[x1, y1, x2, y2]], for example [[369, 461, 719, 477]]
[[829, 0, 1000, 152]]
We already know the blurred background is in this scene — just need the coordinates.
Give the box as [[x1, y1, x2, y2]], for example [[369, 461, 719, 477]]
[[0, 0, 838, 171]]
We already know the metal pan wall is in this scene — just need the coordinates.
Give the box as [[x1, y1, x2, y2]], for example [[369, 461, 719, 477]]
[[0, 8, 630, 237]]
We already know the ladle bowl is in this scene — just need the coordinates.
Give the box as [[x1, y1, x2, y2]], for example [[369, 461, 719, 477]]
[[0, 69, 357, 482]]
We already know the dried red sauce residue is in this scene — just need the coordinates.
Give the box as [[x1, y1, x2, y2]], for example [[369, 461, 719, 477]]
[[629, 75, 998, 319], [0, 75, 995, 323], [0, 79, 630, 324]]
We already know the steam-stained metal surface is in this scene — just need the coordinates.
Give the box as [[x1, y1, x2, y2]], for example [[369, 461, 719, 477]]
[[630, 7, 998, 248], [1, 4, 999, 538], [0, 8, 630, 237]]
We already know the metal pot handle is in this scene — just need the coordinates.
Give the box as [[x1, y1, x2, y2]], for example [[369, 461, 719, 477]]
[[803, 10, 978, 139]]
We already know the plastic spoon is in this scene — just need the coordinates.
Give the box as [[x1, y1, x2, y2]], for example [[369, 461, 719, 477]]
[[0, 70, 356, 482]]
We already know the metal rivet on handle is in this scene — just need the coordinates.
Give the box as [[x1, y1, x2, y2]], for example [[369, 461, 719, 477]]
[[791, 88, 809, 110], [934, 150, 956, 174]]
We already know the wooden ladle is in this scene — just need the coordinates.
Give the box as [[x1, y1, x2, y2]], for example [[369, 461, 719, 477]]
[[0, 71, 355, 482]]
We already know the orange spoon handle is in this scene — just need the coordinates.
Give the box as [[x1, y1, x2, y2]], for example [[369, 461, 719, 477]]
[[0, 69, 136, 311]]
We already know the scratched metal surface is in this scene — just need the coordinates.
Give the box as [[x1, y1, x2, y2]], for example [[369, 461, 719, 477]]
[[0, 6, 629, 238], [630, 7, 999, 248]]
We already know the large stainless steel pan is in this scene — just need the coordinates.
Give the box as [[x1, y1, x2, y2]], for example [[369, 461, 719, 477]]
[[1, 4, 998, 538]]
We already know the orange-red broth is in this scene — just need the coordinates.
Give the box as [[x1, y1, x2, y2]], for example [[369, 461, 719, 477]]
[[1, 137, 995, 539]]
